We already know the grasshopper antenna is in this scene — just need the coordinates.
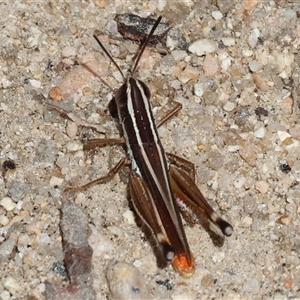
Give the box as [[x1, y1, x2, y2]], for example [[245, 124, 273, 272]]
[[132, 15, 162, 76], [93, 33, 126, 81]]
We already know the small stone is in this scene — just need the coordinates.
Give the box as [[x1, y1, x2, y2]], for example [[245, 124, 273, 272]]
[[49, 86, 62, 101], [171, 50, 187, 62], [255, 181, 269, 194], [49, 176, 64, 188], [177, 67, 199, 84], [249, 60, 263, 72], [223, 101, 237, 112], [281, 97, 293, 115], [212, 251, 225, 263], [0, 291, 10, 300], [3, 277, 21, 295], [106, 260, 150, 300], [66, 142, 83, 152], [221, 37, 235, 46], [194, 83, 204, 97], [188, 39, 216, 56], [252, 72, 269, 91], [28, 79, 41, 89], [122, 209, 135, 225], [66, 120, 78, 139], [203, 54, 219, 78], [0, 215, 9, 226], [248, 28, 260, 48], [227, 145, 240, 152], [0, 238, 16, 262], [277, 131, 291, 142], [62, 45, 77, 57], [0, 197, 16, 211], [212, 10, 223, 20], [276, 215, 292, 225], [242, 278, 260, 294], [233, 176, 246, 188], [201, 274, 215, 288], [254, 126, 266, 138], [94, 0, 106, 8], [241, 216, 253, 227]]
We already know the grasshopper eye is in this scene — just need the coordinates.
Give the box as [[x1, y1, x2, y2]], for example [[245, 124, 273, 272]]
[[138, 79, 151, 100], [115, 83, 128, 108]]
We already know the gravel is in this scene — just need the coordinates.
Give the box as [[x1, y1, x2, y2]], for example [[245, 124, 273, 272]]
[[0, 1, 300, 299]]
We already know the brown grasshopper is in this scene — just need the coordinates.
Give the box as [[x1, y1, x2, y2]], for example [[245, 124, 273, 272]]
[[66, 16, 233, 277]]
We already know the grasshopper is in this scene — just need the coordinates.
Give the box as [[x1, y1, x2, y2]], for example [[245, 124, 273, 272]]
[[66, 16, 233, 278]]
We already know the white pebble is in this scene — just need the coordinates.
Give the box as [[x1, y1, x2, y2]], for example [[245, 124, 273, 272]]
[[122, 209, 135, 225], [0, 291, 10, 300], [0, 197, 16, 211], [171, 50, 187, 62], [66, 142, 83, 152], [212, 251, 225, 263], [248, 28, 260, 48], [66, 120, 78, 139], [62, 45, 77, 57], [222, 37, 235, 46], [194, 83, 204, 97], [223, 101, 237, 112], [227, 145, 240, 152], [3, 276, 21, 295], [0, 215, 9, 226], [242, 49, 253, 57], [212, 10, 223, 20], [233, 177, 246, 188], [277, 130, 291, 141], [106, 260, 150, 300], [221, 56, 232, 71], [188, 39, 216, 56], [241, 216, 253, 227], [254, 126, 266, 138], [49, 176, 64, 187], [242, 278, 260, 294], [28, 79, 41, 89]]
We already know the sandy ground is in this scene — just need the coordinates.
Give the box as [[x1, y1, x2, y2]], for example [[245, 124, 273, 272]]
[[0, 1, 300, 299]]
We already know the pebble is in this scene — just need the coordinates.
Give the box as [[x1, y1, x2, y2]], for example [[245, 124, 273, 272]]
[[254, 126, 266, 138], [248, 28, 260, 48], [62, 45, 77, 57], [3, 276, 21, 295], [211, 10, 223, 20], [28, 79, 41, 89], [223, 101, 237, 112], [48, 86, 62, 101], [255, 181, 269, 194], [106, 260, 150, 300], [276, 214, 292, 226], [194, 83, 204, 97], [49, 176, 64, 187], [177, 67, 199, 84], [222, 37, 235, 46], [66, 120, 78, 139], [0, 237, 16, 262], [212, 251, 225, 263], [241, 216, 253, 227], [66, 141, 83, 152], [277, 131, 291, 142], [188, 39, 216, 56], [171, 50, 188, 62], [122, 209, 135, 225], [203, 54, 219, 78], [0, 197, 16, 211], [242, 277, 260, 294], [233, 176, 246, 188], [249, 60, 263, 72]]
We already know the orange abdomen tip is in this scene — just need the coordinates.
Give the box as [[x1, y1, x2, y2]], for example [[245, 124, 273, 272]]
[[172, 253, 195, 278]]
